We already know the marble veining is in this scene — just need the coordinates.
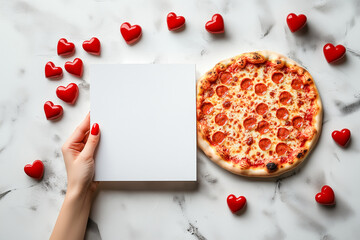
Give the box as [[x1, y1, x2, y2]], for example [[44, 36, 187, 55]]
[[1, 0, 360, 239], [0, 190, 12, 200], [85, 218, 102, 240]]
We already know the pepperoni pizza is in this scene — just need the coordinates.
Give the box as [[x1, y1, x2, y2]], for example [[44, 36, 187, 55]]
[[197, 51, 322, 177]]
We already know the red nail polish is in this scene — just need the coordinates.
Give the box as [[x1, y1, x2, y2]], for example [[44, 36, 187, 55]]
[[91, 123, 99, 135]]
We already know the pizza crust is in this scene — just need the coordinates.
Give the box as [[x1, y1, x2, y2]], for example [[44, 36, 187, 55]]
[[197, 51, 323, 178]]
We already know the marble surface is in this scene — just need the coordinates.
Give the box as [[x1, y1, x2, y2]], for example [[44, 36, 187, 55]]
[[1, 0, 360, 239]]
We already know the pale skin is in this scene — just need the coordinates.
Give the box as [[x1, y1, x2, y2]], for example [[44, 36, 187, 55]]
[[50, 114, 100, 240]]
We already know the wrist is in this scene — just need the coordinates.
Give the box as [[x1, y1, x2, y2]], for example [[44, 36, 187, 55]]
[[66, 183, 95, 206], [64, 187, 92, 215], [66, 183, 87, 201]]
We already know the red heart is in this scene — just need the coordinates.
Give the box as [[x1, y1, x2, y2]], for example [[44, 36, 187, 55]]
[[323, 43, 346, 63], [205, 14, 224, 34], [332, 128, 351, 146], [83, 37, 101, 55], [56, 83, 79, 104], [286, 13, 307, 33], [57, 38, 75, 56], [167, 12, 185, 31], [120, 22, 142, 44], [64, 58, 83, 77], [315, 185, 335, 205], [45, 61, 63, 79], [227, 194, 246, 213], [24, 160, 44, 180], [44, 101, 63, 120]]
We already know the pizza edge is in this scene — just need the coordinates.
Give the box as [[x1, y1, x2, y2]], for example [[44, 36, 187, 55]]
[[196, 50, 323, 178]]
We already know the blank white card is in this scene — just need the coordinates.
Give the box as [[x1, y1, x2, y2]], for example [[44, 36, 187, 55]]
[[90, 64, 196, 181]]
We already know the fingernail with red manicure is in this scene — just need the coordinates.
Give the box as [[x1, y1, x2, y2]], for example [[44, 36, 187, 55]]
[[91, 123, 99, 135]]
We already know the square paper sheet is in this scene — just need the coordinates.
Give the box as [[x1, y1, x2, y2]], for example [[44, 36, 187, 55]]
[[90, 64, 196, 181]]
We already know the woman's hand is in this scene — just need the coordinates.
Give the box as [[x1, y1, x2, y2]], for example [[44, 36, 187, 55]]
[[51, 113, 100, 240], [61, 113, 100, 198]]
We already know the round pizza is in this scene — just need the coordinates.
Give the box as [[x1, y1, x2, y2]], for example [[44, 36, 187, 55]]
[[197, 51, 322, 177]]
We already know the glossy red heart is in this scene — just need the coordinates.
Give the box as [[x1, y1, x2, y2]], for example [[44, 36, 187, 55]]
[[44, 101, 63, 120], [24, 160, 44, 180], [57, 38, 75, 56], [167, 12, 185, 31], [323, 43, 346, 63], [332, 128, 351, 146], [227, 194, 246, 213], [205, 14, 224, 34], [45, 61, 63, 79], [64, 58, 83, 77], [83, 37, 101, 55], [286, 13, 307, 32], [120, 22, 142, 44], [315, 185, 335, 205], [56, 83, 79, 104]]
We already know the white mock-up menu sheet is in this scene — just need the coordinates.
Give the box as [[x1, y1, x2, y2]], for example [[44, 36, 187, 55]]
[[90, 64, 196, 181]]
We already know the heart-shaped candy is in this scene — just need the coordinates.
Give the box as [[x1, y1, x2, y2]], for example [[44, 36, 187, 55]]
[[332, 128, 351, 147], [24, 160, 44, 180], [227, 194, 246, 213], [323, 43, 346, 63], [64, 58, 83, 77], [83, 37, 101, 55], [167, 12, 186, 31], [56, 83, 79, 104], [45, 61, 63, 79], [44, 101, 63, 120], [315, 185, 335, 205], [286, 13, 307, 32], [120, 22, 142, 44], [205, 14, 224, 34], [57, 38, 75, 56]]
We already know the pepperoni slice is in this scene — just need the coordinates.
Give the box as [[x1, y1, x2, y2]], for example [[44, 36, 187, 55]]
[[276, 108, 289, 120], [279, 91, 292, 105], [257, 120, 270, 134], [246, 137, 253, 146], [276, 143, 290, 156], [291, 78, 304, 90], [271, 72, 284, 84], [206, 88, 215, 97], [212, 131, 226, 145], [254, 83, 267, 96], [201, 103, 214, 115], [243, 117, 257, 130], [223, 101, 231, 109], [220, 72, 232, 84], [259, 138, 271, 151], [292, 116, 304, 129], [216, 86, 228, 98], [304, 84, 310, 92], [215, 113, 228, 126], [277, 128, 290, 140], [256, 103, 268, 115], [241, 78, 253, 90]]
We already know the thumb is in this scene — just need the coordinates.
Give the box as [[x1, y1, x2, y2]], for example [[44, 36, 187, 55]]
[[81, 123, 100, 159]]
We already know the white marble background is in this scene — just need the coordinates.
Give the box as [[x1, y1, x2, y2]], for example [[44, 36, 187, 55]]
[[1, 0, 360, 239]]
